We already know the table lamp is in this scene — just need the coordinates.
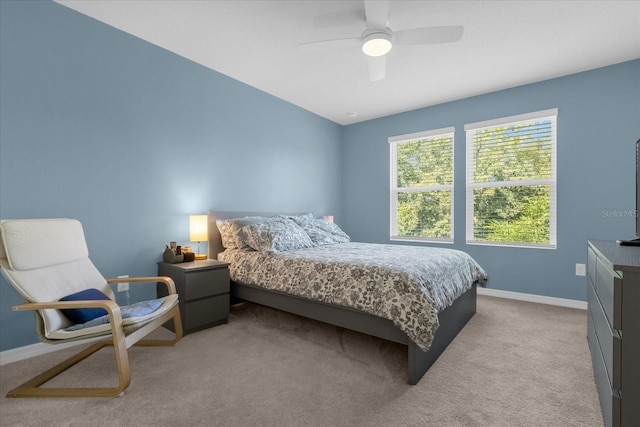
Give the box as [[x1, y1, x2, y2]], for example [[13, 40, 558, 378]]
[[189, 214, 208, 260]]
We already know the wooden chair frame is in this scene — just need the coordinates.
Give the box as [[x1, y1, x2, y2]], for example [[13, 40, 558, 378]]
[[6, 276, 183, 398]]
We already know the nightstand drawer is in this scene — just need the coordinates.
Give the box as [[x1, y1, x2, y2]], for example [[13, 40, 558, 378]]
[[184, 294, 229, 330], [595, 257, 622, 330], [184, 268, 229, 301]]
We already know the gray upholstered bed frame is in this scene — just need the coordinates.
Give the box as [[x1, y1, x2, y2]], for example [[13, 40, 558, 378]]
[[208, 211, 477, 385]]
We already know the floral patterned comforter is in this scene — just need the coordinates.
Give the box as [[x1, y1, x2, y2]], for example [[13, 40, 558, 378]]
[[219, 243, 488, 350]]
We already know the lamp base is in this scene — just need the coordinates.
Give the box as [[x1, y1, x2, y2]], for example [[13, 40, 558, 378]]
[[194, 254, 207, 260]]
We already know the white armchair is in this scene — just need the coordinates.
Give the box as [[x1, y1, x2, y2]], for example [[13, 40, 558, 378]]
[[0, 219, 183, 398]]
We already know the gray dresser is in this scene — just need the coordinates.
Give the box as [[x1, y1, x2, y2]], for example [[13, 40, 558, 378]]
[[587, 240, 640, 427]]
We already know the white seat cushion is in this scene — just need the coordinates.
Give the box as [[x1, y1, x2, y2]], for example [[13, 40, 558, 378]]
[[1, 219, 89, 271]]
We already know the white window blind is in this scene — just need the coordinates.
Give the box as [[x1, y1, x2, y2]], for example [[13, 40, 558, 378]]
[[465, 109, 557, 248], [389, 127, 455, 242]]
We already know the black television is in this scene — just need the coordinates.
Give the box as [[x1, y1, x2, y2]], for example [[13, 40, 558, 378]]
[[618, 138, 640, 246]]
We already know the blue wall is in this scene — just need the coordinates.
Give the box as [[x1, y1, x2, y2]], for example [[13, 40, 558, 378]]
[[342, 59, 640, 301], [0, 1, 342, 351]]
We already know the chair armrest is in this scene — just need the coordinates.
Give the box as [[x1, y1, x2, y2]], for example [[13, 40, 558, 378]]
[[106, 276, 177, 295], [12, 300, 124, 323]]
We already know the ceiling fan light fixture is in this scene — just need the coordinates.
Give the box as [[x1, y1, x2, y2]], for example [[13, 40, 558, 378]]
[[362, 32, 392, 57]]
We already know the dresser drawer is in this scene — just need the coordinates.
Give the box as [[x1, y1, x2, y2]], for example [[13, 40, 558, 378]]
[[588, 313, 622, 427], [595, 257, 622, 330], [588, 280, 622, 389], [184, 268, 229, 301], [588, 248, 597, 284]]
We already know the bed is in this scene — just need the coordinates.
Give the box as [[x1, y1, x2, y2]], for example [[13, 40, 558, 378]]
[[208, 211, 488, 384]]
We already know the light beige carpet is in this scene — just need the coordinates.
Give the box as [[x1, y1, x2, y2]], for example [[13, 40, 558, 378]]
[[0, 296, 602, 426]]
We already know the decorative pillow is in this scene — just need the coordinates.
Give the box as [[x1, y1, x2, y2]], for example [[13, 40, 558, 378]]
[[216, 219, 238, 250], [291, 216, 351, 246], [273, 213, 315, 223], [242, 219, 315, 253], [216, 217, 272, 250], [229, 217, 273, 250], [59, 288, 111, 324]]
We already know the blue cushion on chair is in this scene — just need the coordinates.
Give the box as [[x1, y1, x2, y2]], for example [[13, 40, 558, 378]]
[[60, 288, 110, 324]]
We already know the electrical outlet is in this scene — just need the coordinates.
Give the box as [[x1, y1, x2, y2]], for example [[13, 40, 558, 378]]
[[575, 263, 586, 277], [117, 275, 129, 292]]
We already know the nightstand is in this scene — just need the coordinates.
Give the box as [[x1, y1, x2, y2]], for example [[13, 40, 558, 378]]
[[157, 259, 230, 335]]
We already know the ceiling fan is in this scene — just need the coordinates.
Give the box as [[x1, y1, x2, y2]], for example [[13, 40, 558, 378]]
[[299, 0, 463, 82]]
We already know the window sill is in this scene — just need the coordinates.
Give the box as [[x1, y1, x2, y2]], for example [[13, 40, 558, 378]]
[[390, 236, 454, 245], [465, 240, 556, 250]]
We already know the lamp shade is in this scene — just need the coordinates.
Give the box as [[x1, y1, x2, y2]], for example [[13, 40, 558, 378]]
[[189, 215, 208, 242]]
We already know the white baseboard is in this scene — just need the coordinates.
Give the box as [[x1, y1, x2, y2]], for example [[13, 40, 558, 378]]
[[0, 337, 102, 366], [0, 288, 587, 366], [477, 287, 587, 310]]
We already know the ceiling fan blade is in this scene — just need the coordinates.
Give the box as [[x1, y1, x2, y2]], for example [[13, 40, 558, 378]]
[[299, 37, 361, 52], [364, 0, 390, 29], [394, 26, 464, 45], [368, 55, 386, 81], [312, 9, 363, 29]]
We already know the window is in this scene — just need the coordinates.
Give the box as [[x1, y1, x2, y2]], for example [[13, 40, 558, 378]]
[[465, 109, 557, 248], [389, 127, 454, 242]]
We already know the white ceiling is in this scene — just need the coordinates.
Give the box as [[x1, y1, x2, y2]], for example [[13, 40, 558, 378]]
[[56, 0, 640, 125]]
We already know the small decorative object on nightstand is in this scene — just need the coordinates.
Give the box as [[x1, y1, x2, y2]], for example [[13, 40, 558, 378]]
[[157, 259, 229, 335]]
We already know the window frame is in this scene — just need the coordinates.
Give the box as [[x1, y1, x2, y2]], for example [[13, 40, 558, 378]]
[[389, 127, 455, 243], [464, 108, 558, 249]]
